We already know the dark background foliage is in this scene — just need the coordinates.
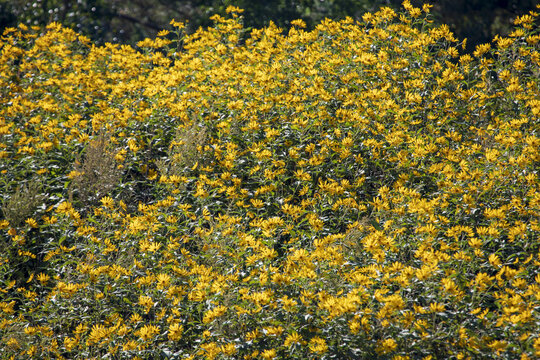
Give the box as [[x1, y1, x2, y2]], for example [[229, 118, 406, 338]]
[[0, 0, 538, 51]]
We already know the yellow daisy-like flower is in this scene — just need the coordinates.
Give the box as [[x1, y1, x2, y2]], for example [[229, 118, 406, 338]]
[[225, 5, 244, 14], [25, 218, 38, 228], [64, 337, 78, 351], [261, 349, 277, 359], [376, 338, 398, 355], [168, 323, 184, 341], [220, 343, 237, 356], [202, 305, 227, 324], [156, 273, 171, 289], [137, 324, 160, 341], [308, 336, 328, 354], [291, 19, 307, 28], [138, 295, 154, 313], [87, 324, 109, 345], [169, 19, 185, 29], [100, 196, 114, 208]]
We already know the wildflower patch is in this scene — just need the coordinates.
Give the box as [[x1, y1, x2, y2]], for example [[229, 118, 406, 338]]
[[1, 2, 540, 359]]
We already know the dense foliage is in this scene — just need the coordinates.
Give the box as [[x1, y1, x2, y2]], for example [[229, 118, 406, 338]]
[[1, 0, 538, 51], [1, 1, 540, 359]]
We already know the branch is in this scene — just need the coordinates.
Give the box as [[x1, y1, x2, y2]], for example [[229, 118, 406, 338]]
[[113, 11, 163, 32]]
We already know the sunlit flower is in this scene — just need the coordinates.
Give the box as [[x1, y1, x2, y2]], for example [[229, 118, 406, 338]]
[[168, 323, 184, 341], [137, 324, 160, 341], [376, 338, 398, 355], [308, 336, 328, 354]]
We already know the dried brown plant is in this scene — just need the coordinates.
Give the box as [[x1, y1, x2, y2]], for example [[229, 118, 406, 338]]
[[70, 133, 122, 206], [2, 177, 46, 227], [157, 122, 207, 177]]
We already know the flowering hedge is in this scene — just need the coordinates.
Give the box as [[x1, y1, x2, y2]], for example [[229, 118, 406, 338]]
[[1, 2, 540, 359]]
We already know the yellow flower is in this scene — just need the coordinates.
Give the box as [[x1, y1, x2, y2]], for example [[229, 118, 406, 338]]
[[138, 295, 154, 313], [56, 201, 74, 214], [291, 19, 307, 28], [156, 273, 171, 289], [0, 300, 16, 314], [422, 3, 433, 13], [514, 14, 535, 27], [377, 338, 398, 355], [280, 295, 297, 312], [169, 19, 185, 29], [201, 341, 220, 359], [284, 332, 302, 347], [473, 43, 491, 57], [429, 302, 445, 313], [25, 218, 38, 228], [308, 336, 328, 354], [56, 282, 80, 297], [100, 196, 114, 208], [250, 198, 264, 208], [220, 343, 237, 356], [168, 323, 184, 341], [294, 169, 311, 181], [261, 349, 276, 359], [137, 324, 160, 341], [64, 337, 78, 351], [203, 305, 227, 324], [87, 324, 109, 345], [263, 326, 283, 336], [130, 313, 142, 324], [488, 253, 502, 267], [122, 340, 138, 351], [67, 170, 84, 179], [533, 337, 540, 356], [225, 5, 244, 14], [488, 340, 507, 355]]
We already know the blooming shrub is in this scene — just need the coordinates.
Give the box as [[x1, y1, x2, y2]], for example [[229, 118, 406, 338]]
[[1, 2, 540, 359]]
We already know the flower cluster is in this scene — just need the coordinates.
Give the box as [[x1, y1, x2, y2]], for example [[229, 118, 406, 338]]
[[1, 2, 540, 359]]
